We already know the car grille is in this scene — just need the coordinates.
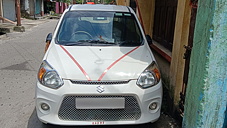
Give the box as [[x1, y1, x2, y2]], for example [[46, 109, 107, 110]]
[[58, 96, 141, 121], [70, 80, 130, 85]]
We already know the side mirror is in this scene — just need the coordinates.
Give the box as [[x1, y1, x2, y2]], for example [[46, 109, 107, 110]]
[[46, 33, 52, 43], [45, 33, 52, 53], [146, 35, 152, 45]]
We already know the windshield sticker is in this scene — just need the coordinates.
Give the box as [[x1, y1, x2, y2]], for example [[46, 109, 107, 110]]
[[115, 13, 123, 16], [124, 13, 131, 16], [94, 17, 107, 20]]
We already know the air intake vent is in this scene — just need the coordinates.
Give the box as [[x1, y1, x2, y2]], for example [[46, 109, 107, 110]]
[[70, 80, 130, 85]]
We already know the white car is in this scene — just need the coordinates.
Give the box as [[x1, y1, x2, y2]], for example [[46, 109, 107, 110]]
[[36, 4, 162, 126]]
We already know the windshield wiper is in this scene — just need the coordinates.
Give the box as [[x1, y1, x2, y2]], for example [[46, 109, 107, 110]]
[[62, 40, 115, 46], [119, 40, 143, 46], [63, 41, 87, 46], [88, 40, 116, 45]]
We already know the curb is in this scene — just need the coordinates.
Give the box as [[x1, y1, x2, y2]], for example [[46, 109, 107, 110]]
[[0, 27, 13, 33], [0, 33, 6, 39], [14, 26, 25, 32]]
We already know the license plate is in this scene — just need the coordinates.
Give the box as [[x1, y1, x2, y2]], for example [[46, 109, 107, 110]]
[[75, 97, 125, 109]]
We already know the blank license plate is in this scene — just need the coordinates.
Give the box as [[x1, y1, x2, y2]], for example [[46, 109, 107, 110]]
[[75, 97, 125, 109]]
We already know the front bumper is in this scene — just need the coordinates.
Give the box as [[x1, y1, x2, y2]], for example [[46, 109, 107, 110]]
[[36, 80, 162, 126]]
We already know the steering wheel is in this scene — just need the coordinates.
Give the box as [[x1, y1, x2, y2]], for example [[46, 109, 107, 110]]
[[71, 31, 93, 40]]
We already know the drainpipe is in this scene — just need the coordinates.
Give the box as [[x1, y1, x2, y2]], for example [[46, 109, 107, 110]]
[[15, 0, 21, 26]]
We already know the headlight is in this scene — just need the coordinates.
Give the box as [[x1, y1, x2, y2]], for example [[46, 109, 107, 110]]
[[137, 61, 161, 89], [37, 60, 64, 89]]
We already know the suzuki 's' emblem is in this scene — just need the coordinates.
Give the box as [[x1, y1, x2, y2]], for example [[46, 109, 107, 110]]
[[97, 86, 105, 93]]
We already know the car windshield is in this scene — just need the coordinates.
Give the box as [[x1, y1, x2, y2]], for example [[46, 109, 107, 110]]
[[56, 11, 143, 46]]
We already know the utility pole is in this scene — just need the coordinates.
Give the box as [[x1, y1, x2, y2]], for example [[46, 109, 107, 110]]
[[15, 0, 21, 26]]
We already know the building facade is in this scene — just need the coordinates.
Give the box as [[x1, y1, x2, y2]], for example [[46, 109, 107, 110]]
[[0, 0, 44, 21]]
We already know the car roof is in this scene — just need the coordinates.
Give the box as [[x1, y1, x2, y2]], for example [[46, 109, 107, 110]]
[[69, 4, 130, 12]]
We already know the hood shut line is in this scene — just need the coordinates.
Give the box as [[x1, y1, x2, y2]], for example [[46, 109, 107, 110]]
[[60, 45, 92, 81]]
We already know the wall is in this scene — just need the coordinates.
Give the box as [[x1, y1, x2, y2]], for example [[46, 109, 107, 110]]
[[2, 0, 16, 21], [29, 0, 35, 16], [183, 0, 227, 127], [36, 0, 41, 15], [224, 108, 227, 128], [20, 0, 30, 18], [116, 0, 129, 6], [136, 0, 155, 36], [170, 0, 191, 106], [25, 0, 29, 10]]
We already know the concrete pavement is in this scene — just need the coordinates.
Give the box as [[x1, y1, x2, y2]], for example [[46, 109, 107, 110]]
[[0, 18, 50, 44], [0, 17, 49, 38]]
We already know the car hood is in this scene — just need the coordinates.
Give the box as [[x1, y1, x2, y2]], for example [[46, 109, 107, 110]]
[[45, 44, 153, 81]]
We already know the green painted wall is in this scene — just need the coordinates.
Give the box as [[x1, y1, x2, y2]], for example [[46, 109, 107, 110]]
[[183, 0, 227, 128], [35, 0, 41, 15]]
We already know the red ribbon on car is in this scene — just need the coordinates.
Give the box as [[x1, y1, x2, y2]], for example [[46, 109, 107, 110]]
[[60, 45, 92, 81], [60, 45, 140, 81]]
